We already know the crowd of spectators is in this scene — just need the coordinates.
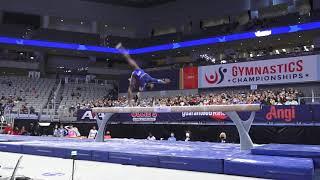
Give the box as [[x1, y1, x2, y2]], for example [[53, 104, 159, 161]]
[[52, 124, 111, 139], [147, 131, 193, 142], [0, 96, 16, 114], [2, 123, 87, 139], [74, 88, 303, 110], [1, 123, 41, 136], [145, 130, 228, 142], [66, 85, 118, 116], [53, 124, 81, 138], [0, 95, 37, 115], [0, 79, 39, 115]]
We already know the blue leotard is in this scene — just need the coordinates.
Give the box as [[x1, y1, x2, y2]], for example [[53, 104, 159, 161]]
[[132, 69, 161, 91]]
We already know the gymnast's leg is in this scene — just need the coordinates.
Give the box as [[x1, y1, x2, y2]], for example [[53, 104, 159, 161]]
[[146, 74, 171, 85]]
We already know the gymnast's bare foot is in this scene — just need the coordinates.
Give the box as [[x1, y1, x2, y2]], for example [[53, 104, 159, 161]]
[[164, 78, 171, 84]]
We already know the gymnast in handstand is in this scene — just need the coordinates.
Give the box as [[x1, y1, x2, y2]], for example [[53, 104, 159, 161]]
[[116, 43, 171, 106]]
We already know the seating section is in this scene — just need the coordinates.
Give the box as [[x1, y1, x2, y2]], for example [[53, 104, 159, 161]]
[[58, 82, 113, 116], [0, 75, 115, 118], [0, 76, 55, 113]]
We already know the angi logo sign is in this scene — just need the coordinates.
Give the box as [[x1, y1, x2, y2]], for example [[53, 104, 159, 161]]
[[266, 106, 296, 122], [205, 67, 227, 84]]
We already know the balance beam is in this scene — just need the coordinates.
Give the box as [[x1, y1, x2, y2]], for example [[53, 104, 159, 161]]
[[92, 104, 260, 113], [92, 104, 261, 150]]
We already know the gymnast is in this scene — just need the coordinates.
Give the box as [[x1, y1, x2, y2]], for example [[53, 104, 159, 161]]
[[116, 43, 171, 106]]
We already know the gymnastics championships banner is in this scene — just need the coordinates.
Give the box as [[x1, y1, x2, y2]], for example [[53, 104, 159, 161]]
[[77, 105, 318, 124], [198, 55, 320, 88]]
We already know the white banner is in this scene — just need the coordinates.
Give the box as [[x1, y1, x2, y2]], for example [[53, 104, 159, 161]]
[[198, 55, 320, 88]]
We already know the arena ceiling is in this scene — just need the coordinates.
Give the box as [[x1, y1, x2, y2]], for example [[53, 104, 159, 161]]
[[82, 0, 176, 8]]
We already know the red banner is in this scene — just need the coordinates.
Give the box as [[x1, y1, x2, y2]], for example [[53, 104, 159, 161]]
[[181, 67, 198, 89]]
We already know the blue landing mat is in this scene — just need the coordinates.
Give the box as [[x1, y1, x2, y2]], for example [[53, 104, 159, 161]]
[[225, 153, 314, 180], [0, 135, 316, 180], [252, 144, 320, 168]]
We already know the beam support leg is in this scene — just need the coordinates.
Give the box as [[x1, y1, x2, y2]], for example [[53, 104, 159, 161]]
[[225, 111, 255, 151], [95, 113, 113, 142]]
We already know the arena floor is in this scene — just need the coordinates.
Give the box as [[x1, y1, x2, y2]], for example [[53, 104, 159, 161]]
[[0, 151, 264, 180]]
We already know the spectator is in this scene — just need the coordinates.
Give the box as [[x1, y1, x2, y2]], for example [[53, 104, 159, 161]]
[[185, 131, 191, 142], [12, 127, 19, 135], [53, 125, 59, 137], [19, 126, 28, 135], [147, 132, 156, 140], [88, 126, 98, 139], [285, 97, 299, 105], [28, 123, 34, 135], [20, 104, 28, 114], [104, 131, 112, 140], [58, 124, 67, 137], [219, 132, 227, 143], [274, 98, 283, 105], [29, 123, 40, 136], [73, 126, 81, 137], [168, 132, 176, 141], [69, 106, 76, 116], [65, 125, 77, 138], [3, 123, 13, 134], [29, 106, 35, 114]]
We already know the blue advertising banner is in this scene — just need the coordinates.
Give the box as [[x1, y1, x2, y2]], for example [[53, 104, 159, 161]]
[[77, 105, 317, 125]]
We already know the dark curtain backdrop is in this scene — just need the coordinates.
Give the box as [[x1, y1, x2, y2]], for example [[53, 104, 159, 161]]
[[15, 120, 320, 145]]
